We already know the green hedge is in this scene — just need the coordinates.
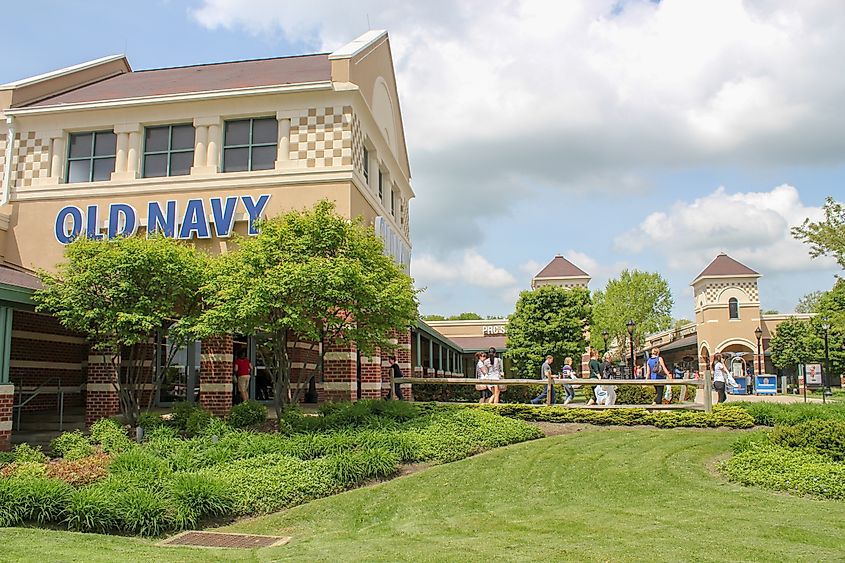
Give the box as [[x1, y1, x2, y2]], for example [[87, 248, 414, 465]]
[[412, 382, 698, 405], [466, 403, 754, 428], [732, 402, 845, 426], [769, 420, 845, 462]]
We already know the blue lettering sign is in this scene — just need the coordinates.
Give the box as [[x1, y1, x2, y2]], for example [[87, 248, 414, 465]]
[[107, 204, 137, 239], [85, 205, 103, 240], [55, 206, 83, 244], [241, 194, 270, 235], [178, 199, 210, 239], [209, 197, 238, 238], [147, 200, 177, 238]]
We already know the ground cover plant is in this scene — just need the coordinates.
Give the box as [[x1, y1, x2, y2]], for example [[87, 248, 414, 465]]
[[0, 400, 541, 536], [732, 401, 845, 426], [412, 383, 698, 405], [721, 418, 845, 501]]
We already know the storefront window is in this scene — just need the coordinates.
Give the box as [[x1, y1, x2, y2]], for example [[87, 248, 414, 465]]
[[66, 131, 116, 183], [143, 124, 195, 178], [729, 297, 739, 319], [223, 117, 278, 172], [157, 333, 201, 405]]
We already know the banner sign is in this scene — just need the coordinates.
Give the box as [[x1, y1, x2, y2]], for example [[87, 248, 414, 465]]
[[54, 195, 271, 244], [804, 363, 823, 387]]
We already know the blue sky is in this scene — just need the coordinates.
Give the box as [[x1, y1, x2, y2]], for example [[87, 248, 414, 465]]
[[4, 1, 843, 320]]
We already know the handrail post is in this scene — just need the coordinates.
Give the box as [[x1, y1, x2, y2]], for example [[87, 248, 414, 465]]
[[703, 370, 713, 413]]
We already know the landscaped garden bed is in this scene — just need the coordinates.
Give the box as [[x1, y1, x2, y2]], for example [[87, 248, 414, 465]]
[[0, 400, 542, 536]]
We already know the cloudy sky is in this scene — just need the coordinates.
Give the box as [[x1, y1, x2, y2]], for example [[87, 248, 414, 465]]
[[4, 1, 842, 319]]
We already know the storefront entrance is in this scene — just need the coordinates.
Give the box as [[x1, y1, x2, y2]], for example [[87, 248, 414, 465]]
[[157, 335, 201, 405]]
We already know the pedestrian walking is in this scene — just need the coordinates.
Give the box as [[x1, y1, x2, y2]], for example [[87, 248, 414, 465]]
[[561, 357, 577, 405], [388, 355, 403, 400], [475, 351, 491, 403], [531, 355, 556, 404], [487, 347, 504, 404], [587, 349, 601, 405], [646, 347, 670, 406], [712, 353, 738, 403], [599, 352, 617, 406]]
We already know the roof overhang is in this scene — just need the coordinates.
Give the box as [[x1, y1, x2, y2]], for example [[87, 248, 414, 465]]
[[0, 55, 128, 89], [690, 273, 760, 286]]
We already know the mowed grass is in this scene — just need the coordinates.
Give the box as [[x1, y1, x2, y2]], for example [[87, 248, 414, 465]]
[[3, 427, 845, 562]]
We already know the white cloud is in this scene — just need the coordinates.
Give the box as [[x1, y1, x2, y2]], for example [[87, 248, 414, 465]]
[[518, 259, 544, 276], [613, 184, 836, 274], [191, 0, 845, 253], [412, 249, 517, 290]]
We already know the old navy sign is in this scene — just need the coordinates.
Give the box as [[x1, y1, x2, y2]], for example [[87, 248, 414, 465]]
[[54, 195, 271, 244]]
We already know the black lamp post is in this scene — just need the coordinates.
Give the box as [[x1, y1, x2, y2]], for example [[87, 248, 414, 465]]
[[626, 320, 636, 379], [822, 317, 832, 399], [601, 329, 609, 356], [754, 326, 763, 376]]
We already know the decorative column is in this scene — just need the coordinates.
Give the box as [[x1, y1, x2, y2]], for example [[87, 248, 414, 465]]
[[111, 123, 140, 181], [396, 329, 412, 400], [414, 331, 423, 377], [287, 336, 319, 401], [0, 306, 12, 450], [199, 335, 233, 416], [275, 112, 293, 170], [359, 346, 382, 399], [85, 349, 121, 427], [193, 116, 220, 175], [323, 340, 357, 402], [49, 134, 64, 180]]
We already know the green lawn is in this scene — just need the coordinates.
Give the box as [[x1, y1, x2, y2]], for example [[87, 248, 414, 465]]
[[4, 427, 845, 562]]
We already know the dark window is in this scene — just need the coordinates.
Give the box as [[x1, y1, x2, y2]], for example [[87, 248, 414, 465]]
[[378, 168, 383, 200], [729, 297, 739, 320], [66, 131, 116, 183], [390, 188, 396, 216], [143, 124, 195, 178], [223, 118, 278, 172], [363, 146, 369, 181]]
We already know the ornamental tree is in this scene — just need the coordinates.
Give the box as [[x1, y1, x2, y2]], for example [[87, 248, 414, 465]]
[[792, 196, 845, 270], [506, 286, 591, 377], [589, 269, 673, 356], [769, 317, 821, 372], [193, 200, 418, 418], [34, 236, 208, 426]]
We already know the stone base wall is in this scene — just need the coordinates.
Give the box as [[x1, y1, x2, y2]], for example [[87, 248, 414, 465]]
[[0, 384, 13, 451], [199, 335, 233, 416]]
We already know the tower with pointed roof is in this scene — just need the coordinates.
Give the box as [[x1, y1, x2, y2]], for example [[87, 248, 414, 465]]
[[692, 253, 762, 373], [531, 255, 591, 290]]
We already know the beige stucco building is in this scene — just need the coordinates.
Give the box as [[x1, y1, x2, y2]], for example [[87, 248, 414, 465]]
[[0, 30, 420, 448]]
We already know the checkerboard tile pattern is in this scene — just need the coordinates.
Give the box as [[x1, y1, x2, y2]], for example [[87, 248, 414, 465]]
[[704, 281, 759, 303], [351, 112, 365, 174], [13, 131, 49, 187], [290, 106, 354, 169]]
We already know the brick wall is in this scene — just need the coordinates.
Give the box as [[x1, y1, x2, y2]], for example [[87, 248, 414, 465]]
[[359, 346, 382, 399], [395, 329, 413, 400], [0, 384, 13, 451], [288, 337, 320, 400], [85, 351, 120, 427], [323, 341, 356, 402], [199, 335, 233, 416]]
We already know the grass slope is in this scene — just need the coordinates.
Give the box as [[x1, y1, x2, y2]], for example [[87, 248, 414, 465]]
[[4, 428, 845, 562]]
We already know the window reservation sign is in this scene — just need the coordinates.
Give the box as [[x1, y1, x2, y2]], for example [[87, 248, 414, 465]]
[[54, 195, 271, 244]]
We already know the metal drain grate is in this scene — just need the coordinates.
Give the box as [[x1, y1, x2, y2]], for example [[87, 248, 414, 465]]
[[160, 531, 290, 549]]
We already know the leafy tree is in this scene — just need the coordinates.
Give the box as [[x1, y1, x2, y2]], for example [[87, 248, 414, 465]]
[[448, 312, 483, 320], [422, 314, 446, 321], [673, 318, 693, 330], [193, 201, 418, 418], [796, 290, 824, 314], [763, 309, 780, 315], [792, 196, 845, 269], [770, 317, 822, 371], [814, 279, 845, 376], [34, 236, 207, 426], [589, 270, 673, 355], [506, 286, 591, 377]]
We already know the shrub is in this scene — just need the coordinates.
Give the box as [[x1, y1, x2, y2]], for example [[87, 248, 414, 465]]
[[64, 485, 117, 533], [172, 401, 203, 430], [15, 477, 74, 524], [769, 419, 845, 461], [730, 431, 771, 454], [0, 478, 24, 526], [185, 408, 214, 436], [168, 473, 233, 529], [90, 418, 132, 454], [733, 402, 845, 426], [138, 412, 168, 431], [318, 448, 399, 487], [0, 451, 14, 466], [50, 430, 94, 460], [111, 485, 173, 536], [720, 444, 845, 500], [45, 453, 110, 486], [0, 461, 48, 479], [13, 443, 48, 464], [227, 400, 268, 428], [109, 449, 169, 488]]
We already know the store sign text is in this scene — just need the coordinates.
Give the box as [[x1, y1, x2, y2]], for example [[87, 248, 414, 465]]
[[482, 325, 507, 336], [54, 195, 271, 244]]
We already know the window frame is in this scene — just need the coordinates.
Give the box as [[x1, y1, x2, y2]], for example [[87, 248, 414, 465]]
[[728, 297, 740, 320], [362, 146, 369, 181], [390, 186, 396, 216], [65, 130, 117, 183], [142, 123, 196, 178], [378, 168, 384, 201], [222, 117, 278, 173]]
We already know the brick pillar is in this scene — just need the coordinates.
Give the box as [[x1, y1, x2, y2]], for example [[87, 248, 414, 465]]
[[288, 336, 320, 403], [323, 341, 356, 402], [360, 346, 382, 399], [85, 350, 121, 427], [199, 335, 233, 416], [0, 384, 13, 451], [396, 329, 412, 401]]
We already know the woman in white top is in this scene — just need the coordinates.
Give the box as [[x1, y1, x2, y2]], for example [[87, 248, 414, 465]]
[[487, 347, 503, 404], [475, 351, 490, 404], [712, 353, 736, 403]]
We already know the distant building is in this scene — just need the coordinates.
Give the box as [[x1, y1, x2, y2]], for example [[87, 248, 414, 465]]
[[530, 255, 591, 289]]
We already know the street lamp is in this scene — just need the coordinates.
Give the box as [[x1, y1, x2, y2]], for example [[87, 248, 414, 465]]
[[626, 320, 636, 379], [822, 317, 832, 399], [754, 326, 763, 376], [601, 329, 609, 356]]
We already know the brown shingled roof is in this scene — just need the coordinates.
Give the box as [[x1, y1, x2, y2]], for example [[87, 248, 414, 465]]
[[25, 53, 331, 108], [694, 253, 759, 281], [534, 255, 589, 279], [0, 264, 42, 291]]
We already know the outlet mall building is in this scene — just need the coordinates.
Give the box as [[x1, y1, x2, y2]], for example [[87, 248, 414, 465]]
[[0, 31, 475, 449]]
